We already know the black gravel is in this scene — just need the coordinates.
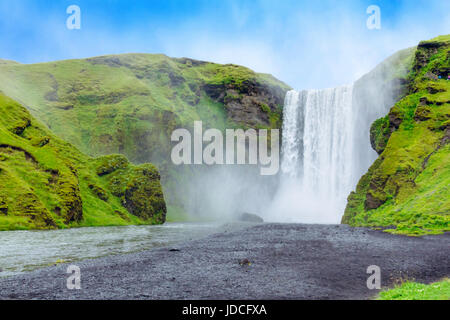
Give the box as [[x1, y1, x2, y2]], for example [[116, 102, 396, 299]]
[[0, 223, 448, 300]]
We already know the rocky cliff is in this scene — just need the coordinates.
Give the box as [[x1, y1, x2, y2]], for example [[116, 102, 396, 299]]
[[342, 35, 450, 235]]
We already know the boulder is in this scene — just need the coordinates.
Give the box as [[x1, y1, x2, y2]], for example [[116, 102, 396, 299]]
[[238, 212, 264, 223]]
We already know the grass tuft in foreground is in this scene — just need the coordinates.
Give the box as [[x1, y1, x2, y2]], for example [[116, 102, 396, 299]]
[[378, 278, 450, 300]]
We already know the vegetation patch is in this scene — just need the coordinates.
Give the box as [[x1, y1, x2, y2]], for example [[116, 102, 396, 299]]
[[0, 93, 166, 231], [342, 35, 450, 236], [377, 278, 450, 300]]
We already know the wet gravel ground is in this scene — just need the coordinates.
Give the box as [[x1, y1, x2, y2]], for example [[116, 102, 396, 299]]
[[0, 223, 448, 300]]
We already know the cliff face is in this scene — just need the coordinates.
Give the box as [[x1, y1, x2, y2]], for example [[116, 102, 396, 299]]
[[203, 74, 286, 129], [0, 93, 166, 231], [351, 47, 416, 176], [0, 54, 290, 208], [342, 35, 450, 235]]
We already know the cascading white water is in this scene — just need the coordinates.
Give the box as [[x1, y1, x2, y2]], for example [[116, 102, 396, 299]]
[[301, 86, 355, 211], [280, 90, 305, 179], [268, 86, 357, 223]]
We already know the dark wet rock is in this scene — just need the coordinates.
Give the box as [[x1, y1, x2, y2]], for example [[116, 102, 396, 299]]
[[388, 110, 403, 129], [174, 57, 208, 67], [238, 212, 264, 223], [203, 78, 288, 128], [419, 96, 431, 105], [414, 105, 432, 121], [88, 184, 109, 202], [364, 192, 386, 210], [426, 86, 445, 94], [0, 199, 7, 215], [168, 72, 185, 86], [55, 104, 74, 110], [239, 258, 251, 266]]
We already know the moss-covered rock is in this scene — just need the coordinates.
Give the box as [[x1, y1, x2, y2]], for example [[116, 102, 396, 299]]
[[342, 35, 450, 236], [370, 117, 391, 155], [98, 159, 166, 223], [95, 154, 129, 176], [202, 66, 288, 129], [88, 183, 109, 201], [0, 93, 166, 230]]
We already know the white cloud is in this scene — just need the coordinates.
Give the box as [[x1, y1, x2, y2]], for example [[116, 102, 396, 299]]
[[1, 0, 449, 89]]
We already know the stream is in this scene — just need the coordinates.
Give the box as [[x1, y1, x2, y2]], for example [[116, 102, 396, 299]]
[[0, 222, 232, 277]]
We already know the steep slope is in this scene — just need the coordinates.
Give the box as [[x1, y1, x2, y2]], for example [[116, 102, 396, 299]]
[[342, 35, 450, 235], [349, 46, 417, 199], [0, 54, 290, 208], [0, 93, 166, 231]]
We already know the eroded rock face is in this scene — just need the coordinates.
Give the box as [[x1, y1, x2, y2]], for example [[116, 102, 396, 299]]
[[413, 40, 448, 74], [122, 166, 167, 223], [203, 78, 287, 128], [57, 175, 83, 223], [97, 157, 167, 223]]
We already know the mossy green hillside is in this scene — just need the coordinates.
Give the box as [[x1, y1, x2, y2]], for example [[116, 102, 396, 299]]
[[0, 93, 166, 231], [0, 54, 290, 208], [342, 35, 450, 236], [0, 55, 289, 160]]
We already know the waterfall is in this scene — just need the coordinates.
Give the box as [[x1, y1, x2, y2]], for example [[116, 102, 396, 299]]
[[280, 90, 305, 179], [269, 85, 357, 223]]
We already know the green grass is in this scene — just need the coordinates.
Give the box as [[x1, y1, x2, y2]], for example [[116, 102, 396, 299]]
[[342, 34, 450, 236], [378, 279, 450, 300], [0, 93, 166, 231]]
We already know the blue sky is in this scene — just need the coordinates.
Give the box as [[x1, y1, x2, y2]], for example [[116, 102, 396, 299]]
[[0, 0, 449, 89]]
